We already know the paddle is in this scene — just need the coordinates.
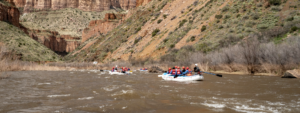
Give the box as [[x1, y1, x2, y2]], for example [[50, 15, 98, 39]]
[[200, 71, 222, 77]]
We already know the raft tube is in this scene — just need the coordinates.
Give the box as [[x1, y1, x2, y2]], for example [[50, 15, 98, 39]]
[[162, 74, 203, 81]]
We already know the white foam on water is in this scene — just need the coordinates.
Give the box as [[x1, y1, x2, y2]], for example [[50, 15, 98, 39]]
[[111, 90, 134, 96], [78, 97, 94, 100], [102, 85, 120, 91], [47, 94, 70, 98], [38, 83, 51, 85], [122, 106, 127, 109], [99, 105, 105, 109], [93, 91, 99, 94], [201, 103, 226, 108], [266, 101, 285, 106]]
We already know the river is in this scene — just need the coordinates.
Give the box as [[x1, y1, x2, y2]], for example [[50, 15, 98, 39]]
[[0, 71, 299, 113]]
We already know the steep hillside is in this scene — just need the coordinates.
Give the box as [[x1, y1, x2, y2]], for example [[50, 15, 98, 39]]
[[20, 8, 123, 53], [0, 0, 60, 61], [66, 0, 300, 63], [0, 21, 61, 61]]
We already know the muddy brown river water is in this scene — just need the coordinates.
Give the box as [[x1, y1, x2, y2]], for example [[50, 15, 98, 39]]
[[0, 71, 300, 113]]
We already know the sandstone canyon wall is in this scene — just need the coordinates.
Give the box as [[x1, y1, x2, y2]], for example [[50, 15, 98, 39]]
[[81, 13, 126, 42], [28, 29, 81, 53], [0, 1, 28, 33], [9, 0, 138, 12]]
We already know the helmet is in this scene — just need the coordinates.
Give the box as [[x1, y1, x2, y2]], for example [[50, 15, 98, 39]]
[[186, 67, 189, 70], [177, 67, 180, 69], [182, 67, 185, 69], [168, 68, 171, 70], [175, 66, 177, 68]]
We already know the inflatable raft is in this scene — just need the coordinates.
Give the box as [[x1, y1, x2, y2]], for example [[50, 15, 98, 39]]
[[109, 71, 132, 75], [158, 73, 169, 77], [161, 74, 203, 81]]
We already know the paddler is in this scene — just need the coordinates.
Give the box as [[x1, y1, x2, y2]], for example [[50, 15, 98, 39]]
[[115, 65, 118, 71], [112, 67, 115, 72], [167, 68, 171, 74], [194, 64, 201, 75]]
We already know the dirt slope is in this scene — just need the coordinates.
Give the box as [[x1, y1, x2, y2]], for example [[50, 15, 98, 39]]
[[66, 0, 300, 62]]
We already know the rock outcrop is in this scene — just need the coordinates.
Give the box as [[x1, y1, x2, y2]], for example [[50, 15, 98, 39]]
[[136, 0, 151, 7], [282, 69, 300, 78], [1, 0, 28, 33], [7, 0, 138, 13], [148, 66, 165, 73], [28, 29, 81, 53], [82, 13, 126, 42]]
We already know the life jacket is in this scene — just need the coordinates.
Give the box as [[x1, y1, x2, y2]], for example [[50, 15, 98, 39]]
[[171, 69, 176, 75], [112, 67, 115, 72], [168, 70, 171, 74], [187, 69, 192, 76], [176, 69, 181, 74], [125, 68, 128, 71]]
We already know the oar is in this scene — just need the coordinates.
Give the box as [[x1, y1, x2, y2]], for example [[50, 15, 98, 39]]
[[200, 71, 222, 77]]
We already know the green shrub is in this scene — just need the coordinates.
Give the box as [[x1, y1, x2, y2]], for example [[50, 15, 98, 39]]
[[225, 15, 231, 19], [157, 19, 163, 24], [134, 39, 139, 44], [290, 26, 299, 33], [215, 14, 223, 19], [190, 36, 195, 41], [286, 16, 294, 21], [152, 28, 160, 37], [269, 0, 281, 6], [169, 44, 175, 48], [271, 6, 282, 12], [179, 19, 188, 28], [163, 14, 167, 19], [163, 38, 169, 43], [201, 25, 206, 32], [135, 27, 141, 33], [257, 24, 269, 30]]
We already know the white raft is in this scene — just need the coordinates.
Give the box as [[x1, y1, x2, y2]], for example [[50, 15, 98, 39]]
[[109, 71, 132, 75], [158, 73, 169, 77], [161, 75, 203, 81]]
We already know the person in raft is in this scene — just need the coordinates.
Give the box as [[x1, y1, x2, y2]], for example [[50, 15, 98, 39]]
[[112, 67, 115, 72], [170, 67, 182, 78], [114, 65, 118, 71], [194, 64, 201, 75], [182, 67, 193, 76], [167, 68, 171, 74]]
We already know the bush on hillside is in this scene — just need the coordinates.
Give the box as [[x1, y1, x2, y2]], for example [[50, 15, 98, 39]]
[[290, 26, 299, 33], [157, 19, 163, 24], [201, 25, 207, 32], [152, 29, 160, 37], [179, 19, 188, 28], [163, 14, 168, 19], [269, 0, 281, 6], [215, 14, 223, 19], [190, 36, 196, 42]]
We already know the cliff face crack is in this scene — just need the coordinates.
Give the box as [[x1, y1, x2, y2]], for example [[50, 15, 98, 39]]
[[28, 29, 81, 55]]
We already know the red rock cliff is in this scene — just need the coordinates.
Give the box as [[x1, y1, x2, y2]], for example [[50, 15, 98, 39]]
[[9, 0, 137, 13], [0, 1, 28, 33], [136, 0, 151, 7], [28, 29, 81, 53], [81, 13, 126, 42]]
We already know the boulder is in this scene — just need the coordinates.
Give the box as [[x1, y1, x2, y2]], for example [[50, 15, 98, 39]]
[[148, 66, 164, 73], [282, 69, 300, 78]]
